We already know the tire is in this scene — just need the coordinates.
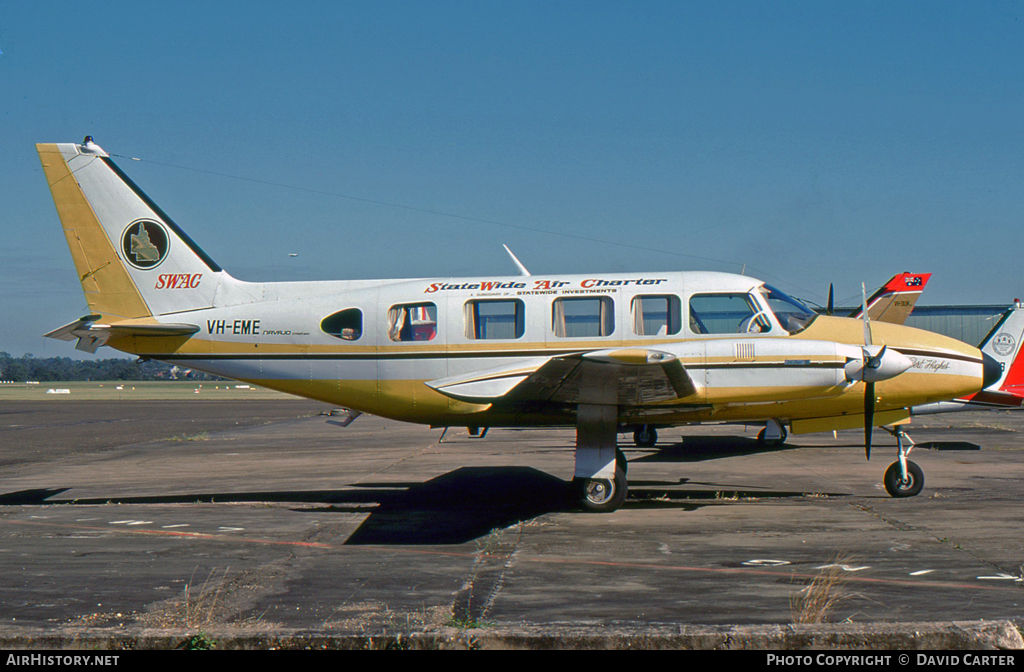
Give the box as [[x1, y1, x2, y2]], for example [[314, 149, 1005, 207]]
[[884, 460, 924, 498], [633, 426, 657, 448], [575, 468, 628, 513], [616, 448, 628, 475], [757, 425, 787, 447]]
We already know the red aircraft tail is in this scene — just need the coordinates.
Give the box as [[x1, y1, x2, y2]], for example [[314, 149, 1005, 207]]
[[848, 272, 932, 325]]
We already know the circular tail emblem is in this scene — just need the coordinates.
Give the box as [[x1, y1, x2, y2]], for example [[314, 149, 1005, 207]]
[[992, 332, 1016, 357], [122, 219, 169, 269]]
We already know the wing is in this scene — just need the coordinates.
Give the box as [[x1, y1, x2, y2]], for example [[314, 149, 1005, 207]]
[[426, 347, 701, 407]]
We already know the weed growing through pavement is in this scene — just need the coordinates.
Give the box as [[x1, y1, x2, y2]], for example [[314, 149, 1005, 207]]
[[791, 560, 849, 624]]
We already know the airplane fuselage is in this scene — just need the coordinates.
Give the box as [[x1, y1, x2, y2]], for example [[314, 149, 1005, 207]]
[[107, 270, 984, 430]]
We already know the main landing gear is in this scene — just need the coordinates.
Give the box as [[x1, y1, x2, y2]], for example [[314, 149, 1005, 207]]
[[574, 448, 629, 513], [882, 426, 924, 498], [757, 418, 788, 447], [573, 403, 631, 513]]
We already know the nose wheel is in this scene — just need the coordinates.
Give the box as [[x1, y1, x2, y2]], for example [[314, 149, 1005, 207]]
[[884, 460, 924, 498], [882, 426, 924, 498], [633, 425, 657, 447]]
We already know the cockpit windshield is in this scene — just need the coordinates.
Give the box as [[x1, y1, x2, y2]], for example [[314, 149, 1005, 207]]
[[759, 285, 817, 334]]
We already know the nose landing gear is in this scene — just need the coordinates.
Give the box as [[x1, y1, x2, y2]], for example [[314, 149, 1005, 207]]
[[882, 426, 924, 498], [633, 425, 657, 448]]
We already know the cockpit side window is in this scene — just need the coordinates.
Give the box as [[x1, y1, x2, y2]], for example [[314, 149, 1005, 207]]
[[689, 293, 770, 334], [760, 285, 817, 335]]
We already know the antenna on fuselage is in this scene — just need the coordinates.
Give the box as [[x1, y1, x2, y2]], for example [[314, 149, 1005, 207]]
[[502, 244, 531, 277]]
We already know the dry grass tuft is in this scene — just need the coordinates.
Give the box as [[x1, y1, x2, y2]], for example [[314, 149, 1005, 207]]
[[136, 566, 269, 629], [791, 562, 848, 624]]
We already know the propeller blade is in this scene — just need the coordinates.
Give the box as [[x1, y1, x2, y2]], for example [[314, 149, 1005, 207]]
[[864, 381, 874, 460], [861, 283, 872, 346], [826, 284, 834, 316]]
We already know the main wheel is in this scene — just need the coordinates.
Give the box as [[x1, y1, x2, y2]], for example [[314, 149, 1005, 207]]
[[575, 468, 628, 513], [756, 425, 788, 447], [883, 460, 924, 498], [633, 425, 657, 447]]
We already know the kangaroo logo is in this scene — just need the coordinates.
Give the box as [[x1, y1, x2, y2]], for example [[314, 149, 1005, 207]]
[[121, 219, 169, 269]]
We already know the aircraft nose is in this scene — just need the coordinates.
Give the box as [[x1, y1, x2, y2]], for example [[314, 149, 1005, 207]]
[[983, 352, 1002, 390]]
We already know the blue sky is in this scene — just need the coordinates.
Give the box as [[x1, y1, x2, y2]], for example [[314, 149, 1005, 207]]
[[2, 2, 1023, 357]]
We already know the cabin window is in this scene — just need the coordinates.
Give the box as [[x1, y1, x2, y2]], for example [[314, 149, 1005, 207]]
[[320, 308, 363, 341], [688, 293, 770, 334], [388, 302, 438, 342], [465, 299, 525, 340], [552, 297, 614, 338], [631, 295, 681, 336]]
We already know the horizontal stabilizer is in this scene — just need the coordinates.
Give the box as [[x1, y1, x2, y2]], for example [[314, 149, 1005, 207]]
[[44, 315, 199, 353]]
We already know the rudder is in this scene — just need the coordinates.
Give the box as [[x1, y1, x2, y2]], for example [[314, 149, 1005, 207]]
[[37, 138, 225, 320]]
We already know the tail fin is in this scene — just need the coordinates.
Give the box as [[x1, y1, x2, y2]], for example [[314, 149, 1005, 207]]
[[849, 272, 931, 325], [978, 300, 1024, 394], [37, 139, 225, 321]]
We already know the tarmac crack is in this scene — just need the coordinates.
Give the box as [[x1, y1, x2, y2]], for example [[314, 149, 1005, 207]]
[[851, 503, 1024, 585], [452, 523, 523, 625], [849, 503, 915, 532], [345, 440, 443, 487]]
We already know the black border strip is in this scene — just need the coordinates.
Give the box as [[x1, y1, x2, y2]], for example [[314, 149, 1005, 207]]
[[147, 352, 846, 368], [102, 156, 223, 273]]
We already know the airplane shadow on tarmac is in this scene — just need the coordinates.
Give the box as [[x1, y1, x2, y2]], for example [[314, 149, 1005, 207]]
[[0, 468, 575, 545], [0, 462, 844, 546], [630, 434, 792, 463]]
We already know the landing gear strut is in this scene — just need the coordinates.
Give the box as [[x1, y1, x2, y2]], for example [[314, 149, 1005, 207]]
[[574, 403, 628, 513], [883, 426, 924, 498]]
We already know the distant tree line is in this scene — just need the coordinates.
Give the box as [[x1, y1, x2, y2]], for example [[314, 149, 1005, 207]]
[[0, 352, 223, 382]]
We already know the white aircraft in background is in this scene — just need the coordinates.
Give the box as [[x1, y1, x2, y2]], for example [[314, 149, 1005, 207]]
[[912, 300, 1024, 415], [36, 139, 1000, 511]]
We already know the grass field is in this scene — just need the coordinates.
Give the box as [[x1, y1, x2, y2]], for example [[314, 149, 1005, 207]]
[[0, 381, 300, 401]]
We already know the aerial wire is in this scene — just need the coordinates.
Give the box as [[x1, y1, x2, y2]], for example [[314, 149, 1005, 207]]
[[109, 152, 824, 302]]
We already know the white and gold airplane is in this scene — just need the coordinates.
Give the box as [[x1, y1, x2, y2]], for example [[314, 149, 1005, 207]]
[[36, 139, 1000, 512]]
